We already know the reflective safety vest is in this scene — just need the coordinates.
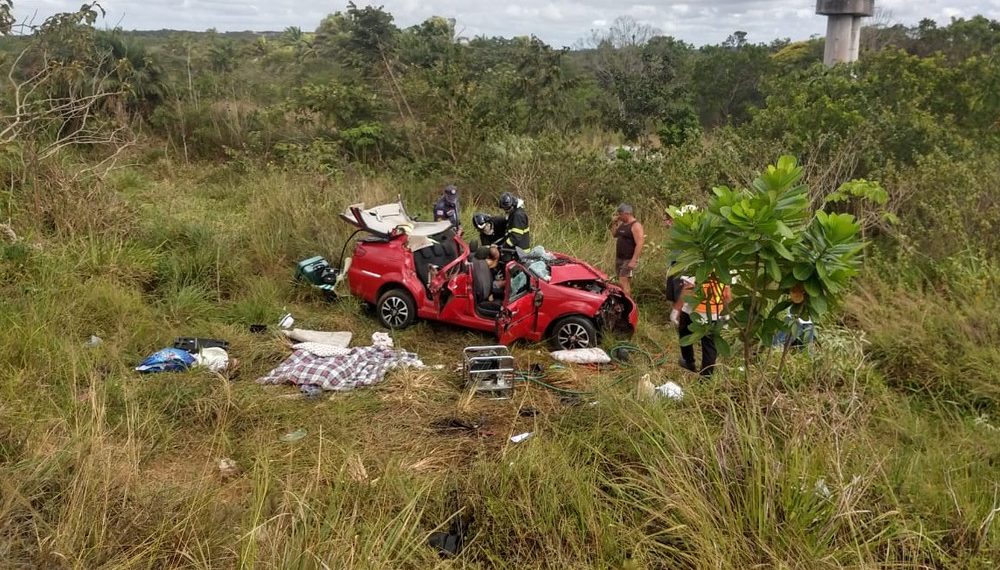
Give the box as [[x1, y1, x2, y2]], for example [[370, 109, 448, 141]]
[[694, 279, 727, 320], [504, 207, 530, 249]]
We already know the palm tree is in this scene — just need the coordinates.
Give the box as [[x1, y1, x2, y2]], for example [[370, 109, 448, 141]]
[[94, 30, 167, 117], [208, 40, 239, 74]]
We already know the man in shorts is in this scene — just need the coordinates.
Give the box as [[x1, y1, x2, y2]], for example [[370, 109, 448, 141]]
[[612, 203, 644, 298]]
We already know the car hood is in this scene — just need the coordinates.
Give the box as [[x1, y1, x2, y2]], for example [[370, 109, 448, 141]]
[[548, 261, 608, 284]]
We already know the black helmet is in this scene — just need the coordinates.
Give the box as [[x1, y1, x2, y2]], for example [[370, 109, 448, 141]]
[[499, 191, 516, 211], [473, 212, 494, 235], [472, 212, 489, 229]]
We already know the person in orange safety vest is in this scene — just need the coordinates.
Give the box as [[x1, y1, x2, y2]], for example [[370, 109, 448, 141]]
[[670, 274, 731, 377]]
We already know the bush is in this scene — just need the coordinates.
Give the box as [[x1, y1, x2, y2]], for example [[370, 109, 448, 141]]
[[847, 252, 1000, 409]]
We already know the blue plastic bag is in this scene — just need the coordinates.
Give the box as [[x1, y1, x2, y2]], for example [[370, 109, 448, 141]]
[[135, 347, 195, 374]]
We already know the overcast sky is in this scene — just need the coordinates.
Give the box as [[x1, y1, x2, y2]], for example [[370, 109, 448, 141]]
[[13, 0, 1000, 47]]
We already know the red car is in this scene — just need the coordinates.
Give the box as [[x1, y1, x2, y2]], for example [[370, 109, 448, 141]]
[[338, 202, 638, 349]]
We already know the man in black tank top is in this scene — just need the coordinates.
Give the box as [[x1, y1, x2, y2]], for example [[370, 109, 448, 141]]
[[612, 203, 644, 298]]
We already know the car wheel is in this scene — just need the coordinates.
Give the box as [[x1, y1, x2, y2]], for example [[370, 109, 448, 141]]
[[551, 316, 598, 350], [377, 288, 417, 329]]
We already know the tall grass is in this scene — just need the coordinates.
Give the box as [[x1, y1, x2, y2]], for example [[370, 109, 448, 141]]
[[1, 154, 998, 567]]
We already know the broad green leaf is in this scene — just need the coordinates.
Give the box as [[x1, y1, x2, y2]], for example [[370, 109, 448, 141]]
[[773, 241, 795, 260], [775, 220, 795, 239], [766, 256, 782, 281], [792, 263, 814, 280], [715, 334, 732, 358]]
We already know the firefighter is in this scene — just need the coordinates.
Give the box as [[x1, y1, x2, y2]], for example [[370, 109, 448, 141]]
[[433, 185, 460, 228], [498, 191, 529, 250], [472, 212, 507, 246]]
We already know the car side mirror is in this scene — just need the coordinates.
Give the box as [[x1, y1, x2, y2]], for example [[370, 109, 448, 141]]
[[533, 289, 544, 308]]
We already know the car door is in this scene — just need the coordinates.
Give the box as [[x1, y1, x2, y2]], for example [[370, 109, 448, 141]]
[[497, 262, 541, 345]]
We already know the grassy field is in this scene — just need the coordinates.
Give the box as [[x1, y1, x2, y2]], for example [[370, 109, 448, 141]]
[[1, 155, 999, 568]]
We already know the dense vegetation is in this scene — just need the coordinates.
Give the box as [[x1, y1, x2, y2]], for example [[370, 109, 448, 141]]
[[1, 2, 999, 567]]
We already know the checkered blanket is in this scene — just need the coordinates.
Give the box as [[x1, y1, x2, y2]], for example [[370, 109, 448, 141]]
[[257, 346, 424, 392]]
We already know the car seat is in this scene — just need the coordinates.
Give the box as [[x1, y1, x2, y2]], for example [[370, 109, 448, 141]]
[[413, 231, 460, 290], [471, 259, 501, 318]]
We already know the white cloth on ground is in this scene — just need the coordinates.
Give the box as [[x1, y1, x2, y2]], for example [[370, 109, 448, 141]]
[[193, 347, 230, 372], [549, 348, 612, 364]]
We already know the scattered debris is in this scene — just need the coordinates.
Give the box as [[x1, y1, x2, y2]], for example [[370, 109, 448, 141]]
[[429, 516, 471, 557], [519, 407, 540, 418], [654, 381, 684, 401], [84, 335, 103, 348], [173, 337, 229, 352], [636, 374, 656, 401], [510, 432, 533, 443], [278, 313, 295, 330], [431, 417, 480, 433], [135, 347, 196, 374], [249, 324, 267, 334], [217, 458, 239, 480], [280, 428, 308, 442], [300, 384, 323, 399]]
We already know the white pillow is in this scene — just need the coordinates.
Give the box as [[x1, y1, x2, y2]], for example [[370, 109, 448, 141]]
[[549, 348, 612, 364], [292, 342, 351, 357]]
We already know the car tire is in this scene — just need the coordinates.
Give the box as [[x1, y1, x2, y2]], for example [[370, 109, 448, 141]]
[[550, 316, 598, 350], [377, 288, 417, 329]]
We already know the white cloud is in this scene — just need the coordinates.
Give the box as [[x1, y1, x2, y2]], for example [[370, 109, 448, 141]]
[[11, 0, 1000, 46], [541, 4, 564, 22]]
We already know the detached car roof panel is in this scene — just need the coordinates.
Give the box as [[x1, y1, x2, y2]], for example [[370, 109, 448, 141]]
[[341, 202, 454, 237]]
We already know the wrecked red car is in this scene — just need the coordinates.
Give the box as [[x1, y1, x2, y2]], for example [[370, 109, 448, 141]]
[[336, 202, 637, 349]]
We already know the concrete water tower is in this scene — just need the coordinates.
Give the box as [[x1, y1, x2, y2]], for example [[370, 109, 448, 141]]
[[816, 0, 874, 66]]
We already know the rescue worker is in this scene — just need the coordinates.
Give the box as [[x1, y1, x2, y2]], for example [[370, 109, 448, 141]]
[[433, 185, 460, 228], [472, 212, 507, 246], [612, 203, 644, 298], [671, 274, 731, 377], [498, 191, 529, 250]]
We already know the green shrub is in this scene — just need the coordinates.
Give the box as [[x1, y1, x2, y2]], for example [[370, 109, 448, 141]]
[[847, 252, 1000, 409]]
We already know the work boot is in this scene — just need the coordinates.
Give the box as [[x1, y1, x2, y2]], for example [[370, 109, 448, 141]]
[[678, 357, 696, 373]]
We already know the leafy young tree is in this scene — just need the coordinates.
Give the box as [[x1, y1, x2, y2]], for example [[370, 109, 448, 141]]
[[690, 32, 773, 127], [315, 2, 399, 75], [668, 156, 865, 377], [583, 17, 693, 140]]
